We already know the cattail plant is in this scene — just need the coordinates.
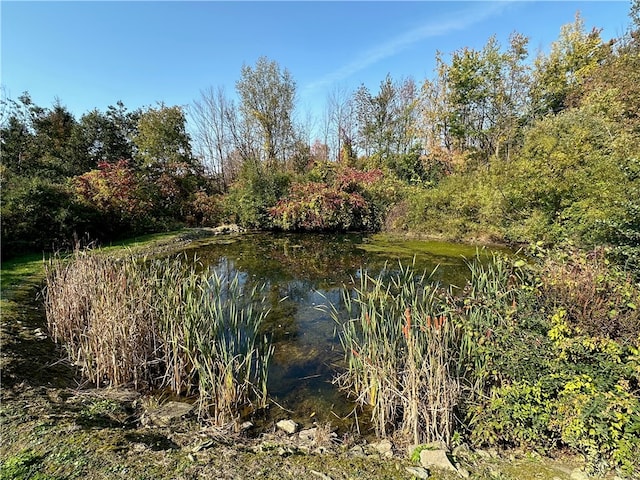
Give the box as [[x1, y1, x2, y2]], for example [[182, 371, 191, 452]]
[[332, 255, 523, 446], [331, 263, 462, 445], [44, 250, 159, 388], [44, 248, 273, 427]]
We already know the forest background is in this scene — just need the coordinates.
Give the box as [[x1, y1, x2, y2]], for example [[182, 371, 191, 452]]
[[2, 6, 639, 267]]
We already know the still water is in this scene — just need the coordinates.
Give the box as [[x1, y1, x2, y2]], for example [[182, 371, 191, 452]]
[[181, 232, 505, 428]]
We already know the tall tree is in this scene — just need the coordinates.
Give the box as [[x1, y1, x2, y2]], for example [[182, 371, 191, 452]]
[[133, 104, 199, 216], [354, 75, 420, 160], [531, 13, 609, 116], [420, 34, 531, 164], [236, 57, 296, 167], [75, 102, 139, 170], [323, 85, 355, 162], [190, 86, 235, 190], [0, 93, 38, 175]]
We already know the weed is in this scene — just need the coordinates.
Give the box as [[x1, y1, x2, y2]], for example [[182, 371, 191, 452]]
[[0, 450, 51, 480]]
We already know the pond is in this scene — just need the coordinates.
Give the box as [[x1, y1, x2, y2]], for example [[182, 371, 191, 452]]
[[179, 232, 507, 431]]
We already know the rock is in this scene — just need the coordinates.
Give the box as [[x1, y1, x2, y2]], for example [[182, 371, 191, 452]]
[[370, 439, 393, 457], [452, 443, 471, 458], [420, 449, 457, 473], [211, 224, 244, 235], [423, 440, 448, 451], [349, 445, 365, 457], [298, 427, 317, 443], [570, 468, 589, 480], [475, 448, 498, 458], [458, 467, 470, 478], [132, 442, 147, 452], [144, 401, 193, 427], [276, 419, 298, 434], [405, 466, 430, 479], [407, 444, 420, 457]]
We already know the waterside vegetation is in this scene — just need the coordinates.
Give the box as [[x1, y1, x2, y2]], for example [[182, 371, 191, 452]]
[[44, 250, 273, 426], [333, 251, 640, 476]]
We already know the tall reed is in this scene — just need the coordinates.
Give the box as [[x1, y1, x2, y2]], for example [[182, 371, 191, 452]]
[[44, 249, 273, 426], [45, 250, 159, 388], [331, 263, 460, 445], [332, 255, 523, 446]]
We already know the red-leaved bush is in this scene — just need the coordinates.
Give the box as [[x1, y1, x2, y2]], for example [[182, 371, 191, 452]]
[[270, 181, 368, 231], [75, 160, 149, 221]]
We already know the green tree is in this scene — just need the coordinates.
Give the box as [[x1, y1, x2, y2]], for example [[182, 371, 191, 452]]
[[76, 102, 139, 168], [353, 75, 419, 160], [0, 94, 88, 178], [236, 57, 296, 167], [502, 107, 631, 245], [0, 93, 40, 175], [0, 175, 84, 257], [423, 34, 531, 164], [531, 13, 609, 116], [133, 104, 200, 219]]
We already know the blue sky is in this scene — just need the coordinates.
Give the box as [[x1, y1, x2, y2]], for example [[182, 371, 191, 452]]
[[1, 1, 633, 130]]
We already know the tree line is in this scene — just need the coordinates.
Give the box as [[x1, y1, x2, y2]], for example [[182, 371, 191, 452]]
[[2, 10, 639, 266]]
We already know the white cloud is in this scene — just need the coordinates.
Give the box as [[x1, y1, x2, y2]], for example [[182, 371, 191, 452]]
[[303, 2, 514, 94]]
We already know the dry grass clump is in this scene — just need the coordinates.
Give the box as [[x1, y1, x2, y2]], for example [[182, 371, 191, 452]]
[[44, 249, 272, 426], [45, 251, 158, 388]]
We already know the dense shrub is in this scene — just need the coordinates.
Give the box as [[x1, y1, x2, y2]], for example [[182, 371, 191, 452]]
[[401, 171, 504, 241], [540, 248, 640, 341], [74, 160, 151, 235], [269, 165, 390, 232], [1, 174, 86, 257], [472, 335, 640, 476], [470, 249, 640, 477], [270, 181, 368, 231], [187, 190, 224, 227], [223, 161, 291, 228]]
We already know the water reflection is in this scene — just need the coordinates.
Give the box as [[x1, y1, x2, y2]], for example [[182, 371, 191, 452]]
[[182, 232, 504, 427]]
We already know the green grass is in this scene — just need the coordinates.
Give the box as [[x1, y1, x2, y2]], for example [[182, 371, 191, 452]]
[[1, 230, 190, 299], [1, 253, 47, 295], [100, 229, 188, 252]]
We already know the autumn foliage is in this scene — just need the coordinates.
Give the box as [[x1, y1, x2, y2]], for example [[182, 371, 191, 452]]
[[270, 167, 384, 231], [75, 160, 148, 220]]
